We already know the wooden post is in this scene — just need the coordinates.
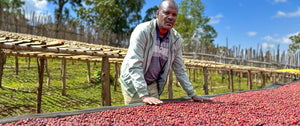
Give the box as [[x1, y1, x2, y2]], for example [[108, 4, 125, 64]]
[[0, 49, 6, 88], [261, 72, 265, 88], [87, 62, 91, 83], [227, 71, 230, 89], [193, 69, 196, 82], [114, 63, 119, 91], [254, 73, 257, 84], [270, 73, 273, 83], [230, 69, 234, 92], [209, 71, 212, 92], [37, 58, 45, 113], [188, 68, 191, 81], [238, 72, 242, 90], [283, 73, 287, 83], [45, 59, 51, 86], [276, 73, 279, 83], [247, 70, 252, 90], [101, 57, 111, 106], [221, 71, 225, 83], [28, 57, 31, 69], [61, 60, 67, 96], [203, 67, 208, 95], [168, 70, 173, 99], [93, 62, 97, 70], [15, 56, 18, 75]]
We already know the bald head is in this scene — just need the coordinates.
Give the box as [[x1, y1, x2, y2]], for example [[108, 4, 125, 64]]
[[159, 0, 178, 11], [156, 0, 178, 36]]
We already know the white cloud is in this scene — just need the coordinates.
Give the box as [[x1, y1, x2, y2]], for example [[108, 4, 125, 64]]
[[247, 32, 257, 36], [262, 43, 274, 49], [24, 0, 48, 10], [274, 7, 300, 18], [209, 14, 223, 24], [262, 32, 300, 44], [22, 0, 51, 22], [274, 0, 287, 3]]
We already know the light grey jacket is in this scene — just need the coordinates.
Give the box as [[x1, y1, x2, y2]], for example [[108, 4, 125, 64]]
[[119, 19, 196, 98]]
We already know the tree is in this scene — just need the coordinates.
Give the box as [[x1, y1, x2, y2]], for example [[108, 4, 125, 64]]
[[77, 0, 145, 33], [9, 0, 24, 13], [142, 5, 159, 22], [0, 0, 10, 11], [76, 0, 145, 46], [47, 0, 82, 28], [288, 33, 300, 52], [0, 0, 10, 28], [0, 0, 25, 30], [174, 0, 217, 52], [76, 0, 120, 31]]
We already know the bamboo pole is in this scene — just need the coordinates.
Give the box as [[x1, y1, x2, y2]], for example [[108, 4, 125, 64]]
[[36, 58, 45, 114], [168, 70, 173, 99], [87, 62, 91, 83], [0, 49, 6, 88], [61, 59, 67, 96], [101, 57, 111, 106], [203, 67, 208, 95]]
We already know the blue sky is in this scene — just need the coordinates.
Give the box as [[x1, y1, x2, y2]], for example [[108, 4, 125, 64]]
[[23, 0, 300, 52]]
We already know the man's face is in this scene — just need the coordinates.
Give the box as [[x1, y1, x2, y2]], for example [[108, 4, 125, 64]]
[[156, 2, 178, 31]]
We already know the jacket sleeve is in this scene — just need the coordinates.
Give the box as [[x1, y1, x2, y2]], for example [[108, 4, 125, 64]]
[[124, 25, 149, 98], [172, 38, 196, 97]]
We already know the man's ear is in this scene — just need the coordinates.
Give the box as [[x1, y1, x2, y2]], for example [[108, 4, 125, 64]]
[[155, 10, 159, 18]]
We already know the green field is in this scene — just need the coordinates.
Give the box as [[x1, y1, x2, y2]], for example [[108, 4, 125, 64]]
[[0, 56, 264, 119]]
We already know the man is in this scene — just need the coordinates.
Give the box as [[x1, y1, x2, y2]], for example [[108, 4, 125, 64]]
[[119, 0, 211, 105]]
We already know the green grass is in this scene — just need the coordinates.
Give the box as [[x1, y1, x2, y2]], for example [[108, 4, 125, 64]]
[[0, 56, 267, 119]]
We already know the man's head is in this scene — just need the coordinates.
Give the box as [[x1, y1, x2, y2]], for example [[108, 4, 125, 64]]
[[156, 0, 178, 33]]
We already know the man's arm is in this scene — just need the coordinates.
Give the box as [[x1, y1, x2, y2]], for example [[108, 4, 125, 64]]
[[124, 25, 149, 98], [172, 39, 212, 102], [172, 39, 196, 97]]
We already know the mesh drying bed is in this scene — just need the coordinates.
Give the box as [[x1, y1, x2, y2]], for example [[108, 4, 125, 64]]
[[1, 81, 299, 125]]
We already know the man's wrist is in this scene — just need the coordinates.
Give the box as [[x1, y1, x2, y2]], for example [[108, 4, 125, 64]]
[[191, 94, 197, 99], [141, 95, 149, 100]]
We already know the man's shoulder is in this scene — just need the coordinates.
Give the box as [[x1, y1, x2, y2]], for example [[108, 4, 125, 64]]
[[135, 19, 155, 31], [170, 28, 182, 40]]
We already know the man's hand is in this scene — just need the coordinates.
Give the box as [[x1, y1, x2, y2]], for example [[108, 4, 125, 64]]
[[192, 96, 212, 102], [141, 96, 163, 105]]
